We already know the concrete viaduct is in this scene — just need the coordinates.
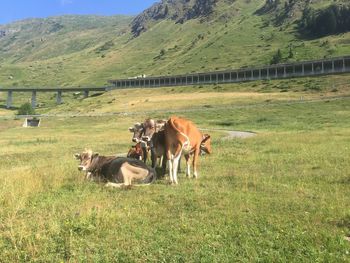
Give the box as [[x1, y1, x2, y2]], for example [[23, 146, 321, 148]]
[[109, 56, 350, 88], [1, 87, 108, 109], [1, 55, 350, 109]]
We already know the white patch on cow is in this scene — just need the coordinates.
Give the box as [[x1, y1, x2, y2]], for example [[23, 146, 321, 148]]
[[172, 152, 182, 185], [168, 159, 173, 183], [79, 165, 87, 171], [186, 163, 191, 178], [193, 169, 198, 179], [86, 172, 92, 180], [105, 182, 124, 188]]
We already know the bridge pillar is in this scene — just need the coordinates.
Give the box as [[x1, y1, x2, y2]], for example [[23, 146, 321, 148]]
[[56, 91, 62, 104], [321, 62, 324, 74], [332, 60, 335, 72], [275, 68, 278, 78], [259, 69, 261, 79], [343, 58, 346, 72], [31, 91, 37, 109], [302, 64, 305, 76], [283, 66, 287, 77], [6, 90, 13, 109], [84, 90, 89, 98], [311, 63, 314, 74]]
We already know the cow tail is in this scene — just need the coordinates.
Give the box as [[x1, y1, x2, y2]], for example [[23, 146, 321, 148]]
[[169, 117, 189, 148]]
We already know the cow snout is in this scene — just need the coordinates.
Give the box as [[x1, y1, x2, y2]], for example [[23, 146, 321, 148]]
[[142, 136, 151, 142], [132, 138, 139, 143], [78, 166, 85, 171]]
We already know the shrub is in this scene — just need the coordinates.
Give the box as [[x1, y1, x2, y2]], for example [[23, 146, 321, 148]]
[[17, 102, 36, 116]]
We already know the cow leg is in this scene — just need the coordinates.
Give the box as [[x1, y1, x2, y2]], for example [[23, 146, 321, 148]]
[[185, 154, 191, 178], [192, 148, 200, 179], [105, 182, 124, 188], [151, 149, 157, 168], [178, 156, 181, 173], [161, 154, 167, 176], [142, 146, 148, 163], [172, 152, 182, 185]]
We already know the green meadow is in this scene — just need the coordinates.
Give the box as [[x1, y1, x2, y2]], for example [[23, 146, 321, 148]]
[[0, 79, 349, 262]]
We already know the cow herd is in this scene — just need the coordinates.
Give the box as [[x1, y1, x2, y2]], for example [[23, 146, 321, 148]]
[[75, 116, 212, 187]]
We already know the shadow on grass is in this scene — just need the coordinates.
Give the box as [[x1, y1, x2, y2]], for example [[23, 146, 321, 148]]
[[336, 215, 350, 230], [0, 105, 19, 110]]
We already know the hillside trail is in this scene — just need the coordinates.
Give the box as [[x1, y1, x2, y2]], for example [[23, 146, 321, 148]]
[[200, 128, 256, 140]]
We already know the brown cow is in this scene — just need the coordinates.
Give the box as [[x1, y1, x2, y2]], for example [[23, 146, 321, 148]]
[[129, 119, 167, 163], [164, 116, 211, 184], [75, 150, 156, 187], [127, 142, 144, 161], [141, 121, 182, 176]]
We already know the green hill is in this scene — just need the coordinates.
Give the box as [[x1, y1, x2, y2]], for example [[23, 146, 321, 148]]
[[0, 0, 350, 88]]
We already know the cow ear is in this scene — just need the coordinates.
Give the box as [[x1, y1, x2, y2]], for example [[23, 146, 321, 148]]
[[129, 127, 134, 132], [92, 153, 99, 158], [202, 134, 211, 143], [74, 153, 80, 160]]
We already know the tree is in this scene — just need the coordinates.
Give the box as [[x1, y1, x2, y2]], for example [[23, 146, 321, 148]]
[[17, 102, 36, 116], [271, 49, 283, 65], [288, 46, 294, 58]]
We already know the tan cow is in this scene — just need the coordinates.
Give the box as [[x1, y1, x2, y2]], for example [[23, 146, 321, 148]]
[[164, 116, 211, 184], [74, 149, 156, 187]]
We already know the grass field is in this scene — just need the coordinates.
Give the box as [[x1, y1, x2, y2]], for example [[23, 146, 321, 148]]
[[0, 80, 349, 262]]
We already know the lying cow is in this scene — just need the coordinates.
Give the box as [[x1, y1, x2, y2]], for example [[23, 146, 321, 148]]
[[74, 150, 156, 187], [164, 116, 211, 184], [127, 142, 144, 161]]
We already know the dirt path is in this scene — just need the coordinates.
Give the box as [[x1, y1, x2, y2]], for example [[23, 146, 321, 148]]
[[201, 128, 256, 140]]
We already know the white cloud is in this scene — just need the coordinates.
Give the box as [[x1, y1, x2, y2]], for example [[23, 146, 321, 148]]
[[60, 0, 73, 6]]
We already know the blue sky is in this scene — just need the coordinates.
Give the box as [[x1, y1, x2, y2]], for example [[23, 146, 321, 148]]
[[0, 0, 159, 25]]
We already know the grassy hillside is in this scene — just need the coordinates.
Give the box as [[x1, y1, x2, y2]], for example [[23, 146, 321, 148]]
[[1, 0, 350, 88], [0, 86, 349, 261]]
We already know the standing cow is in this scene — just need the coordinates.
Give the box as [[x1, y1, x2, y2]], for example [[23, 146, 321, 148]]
[[128, 119, 167, 164], [164, 116, 211, 185]]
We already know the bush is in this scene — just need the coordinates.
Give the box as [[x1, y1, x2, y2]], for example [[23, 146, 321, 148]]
[[270, 49, 283, 65], [17, 102, 36, 116]]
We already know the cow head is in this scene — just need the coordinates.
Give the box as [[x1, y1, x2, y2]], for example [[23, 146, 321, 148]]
[[127, 143, 144, 161], [129, 122, 144, 143], [142, 119, 166, 142], [200, 134, 212, 155], [75, 150, 100, 180], [141, 119, 156, 142], [75, 149, 99, 171]]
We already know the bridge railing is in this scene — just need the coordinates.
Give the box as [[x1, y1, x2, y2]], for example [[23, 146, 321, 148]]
[[108, 56, 350, 88]]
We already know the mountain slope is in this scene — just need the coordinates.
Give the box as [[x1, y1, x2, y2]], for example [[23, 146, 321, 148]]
[[0, 0, 350, 88]]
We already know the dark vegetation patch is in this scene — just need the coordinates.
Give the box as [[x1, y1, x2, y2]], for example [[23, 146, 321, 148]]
[[299, 4, 350, 37]]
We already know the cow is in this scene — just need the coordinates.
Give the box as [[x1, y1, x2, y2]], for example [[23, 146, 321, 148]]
[[140, 120, 183, 176], [149, 129, 167, 175], [128, 119, 167, 163], [164, 116, 211, 185], [127, 142, 144, 161], [74, 150, 156, 187]]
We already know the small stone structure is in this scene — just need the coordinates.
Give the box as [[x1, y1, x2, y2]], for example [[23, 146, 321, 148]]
[[23, 118, 41, 127]]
